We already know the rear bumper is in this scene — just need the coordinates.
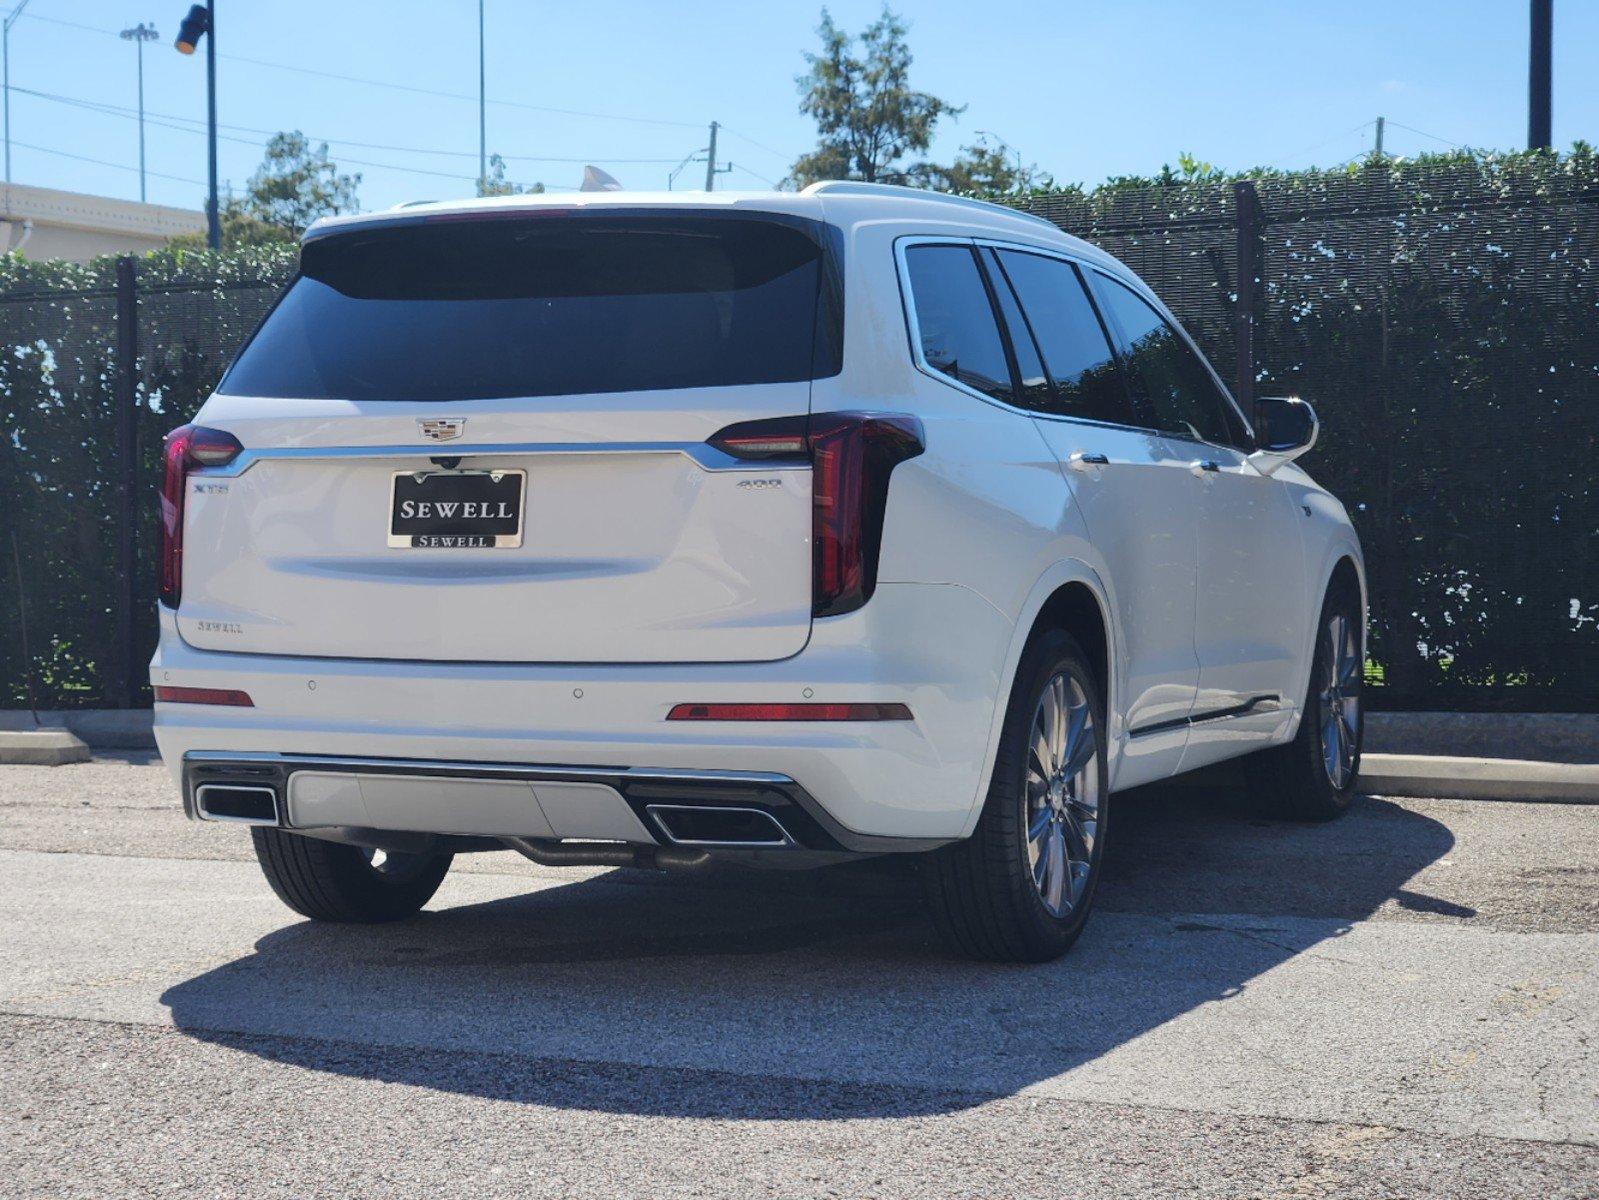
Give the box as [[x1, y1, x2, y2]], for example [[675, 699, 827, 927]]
[[182, 751, 931, 853], [152, 581, 1014, 843]]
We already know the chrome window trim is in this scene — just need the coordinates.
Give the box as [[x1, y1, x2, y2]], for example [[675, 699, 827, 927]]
[[894, 233, 1257, 451], [1083, 265, 1257, 450], [894, 235, 1170, 440]]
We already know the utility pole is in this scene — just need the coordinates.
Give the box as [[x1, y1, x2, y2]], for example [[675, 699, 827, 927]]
[[1373, 116, 1385, 160], [1528, 0, 1552, 149], [704, 121, 719, 191], [478, 0, 487, 187], [3, 0, 31, 184], [121, 23, 160, 202]]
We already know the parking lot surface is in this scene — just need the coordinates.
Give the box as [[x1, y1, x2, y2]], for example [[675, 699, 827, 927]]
[[1, 754, 1595, 1198]]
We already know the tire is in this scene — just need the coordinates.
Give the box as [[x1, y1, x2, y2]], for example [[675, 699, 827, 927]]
[[923, 629, 1109, 962], [250, 827, 453, 923], [1245, 580, 1364, 821]]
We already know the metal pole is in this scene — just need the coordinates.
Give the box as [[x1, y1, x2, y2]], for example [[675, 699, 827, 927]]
[[704, 121, 718, 191], [122, 24, 159, 203], [1233, 179, 1260, 425], [204, 0, 218, 248], [1529, 0, 1552, 149], [114, 257, 140, 708], [3, 1, 31, 186], [136, 35, 146, 201], [478, 0, 486, 187], [1374, 115, 1385, 160]]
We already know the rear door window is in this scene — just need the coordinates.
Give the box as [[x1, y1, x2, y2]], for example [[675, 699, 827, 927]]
[[1090, 273, 1242, 446], [993, 250, 1135, 426], [980, 249, 1052, 410], [904, 244, 1014, 402], [219, 214, 840, 401]]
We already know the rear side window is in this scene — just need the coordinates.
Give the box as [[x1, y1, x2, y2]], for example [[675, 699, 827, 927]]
[[1091, 274, 1240, 446], [904, 244, 1013, 402], [219, 214, 840, 401], [993, 250, 1133, 425]]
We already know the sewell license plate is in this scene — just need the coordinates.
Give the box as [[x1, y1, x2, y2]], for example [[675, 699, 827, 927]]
[[388, 469, 526, 549]]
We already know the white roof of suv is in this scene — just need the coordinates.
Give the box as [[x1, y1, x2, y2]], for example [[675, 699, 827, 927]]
[[303, 180, 1112, 270]]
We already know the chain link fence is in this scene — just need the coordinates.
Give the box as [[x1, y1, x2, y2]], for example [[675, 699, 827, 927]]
[[2, 156, 1595, 711]]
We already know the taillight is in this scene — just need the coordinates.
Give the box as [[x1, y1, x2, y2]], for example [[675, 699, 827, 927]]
[[160, 424, 243, 609], [709, 412, 924, 618]]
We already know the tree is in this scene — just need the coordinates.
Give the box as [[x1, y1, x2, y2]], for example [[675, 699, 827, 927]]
[[240, 131, 360, 236], [477, 152, 545, 197], [909, 135, 1047, 195], [788, 6, 962, 188]]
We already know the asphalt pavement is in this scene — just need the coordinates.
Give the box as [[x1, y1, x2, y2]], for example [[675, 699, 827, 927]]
[[1, 754, 1595, 1198]]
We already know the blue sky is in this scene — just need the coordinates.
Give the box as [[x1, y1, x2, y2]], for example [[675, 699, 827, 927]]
[[6, 0, 1594, 212]]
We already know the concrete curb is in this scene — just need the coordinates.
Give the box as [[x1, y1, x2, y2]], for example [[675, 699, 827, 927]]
[[0, 729, 92, 766], [1358, 754, 1599, 804], [0, 709, 154, 749], [1363, 712, 1599, 765]]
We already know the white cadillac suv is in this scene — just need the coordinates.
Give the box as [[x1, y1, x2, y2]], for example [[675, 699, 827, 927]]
[[152, 182, 1365, 962]]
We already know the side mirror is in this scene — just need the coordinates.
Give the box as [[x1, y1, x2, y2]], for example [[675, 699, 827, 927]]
[[1247, 396, 1319, 477]]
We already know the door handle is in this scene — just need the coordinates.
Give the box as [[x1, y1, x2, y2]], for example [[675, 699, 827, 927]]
[[1068, 451, 1110, 472], [1189, 459, 1220, 477]]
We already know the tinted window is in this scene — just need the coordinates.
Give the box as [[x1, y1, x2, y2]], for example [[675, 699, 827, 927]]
[[980, 249, 1050, 410], [1092, 274, 1238, 445], [220, 215, 838, 401], [905, 244, 1013, 401], [995, 250, 1132, 424]]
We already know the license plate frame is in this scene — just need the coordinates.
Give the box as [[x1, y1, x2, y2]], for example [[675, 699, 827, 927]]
[[387, 468, 527, 549]]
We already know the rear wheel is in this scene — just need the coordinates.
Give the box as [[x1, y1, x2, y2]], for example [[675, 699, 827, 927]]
[[251, 827, 453, 922], [924, 629, 1109, 962], [1246, 582, 1364, 820]]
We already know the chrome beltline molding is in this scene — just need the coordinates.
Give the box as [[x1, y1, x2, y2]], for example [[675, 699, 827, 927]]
[[200, 441, 811, 478]]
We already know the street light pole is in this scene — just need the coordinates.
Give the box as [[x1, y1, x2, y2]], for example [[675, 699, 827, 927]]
[[3, 0, 32, 185], [174, 3, 219, 248], [121, 23, 160, 203], [478, 0, 486, 188], [1528, 0, 1553, 150]]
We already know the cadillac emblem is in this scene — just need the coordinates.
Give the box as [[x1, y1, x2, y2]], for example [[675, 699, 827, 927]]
[[418, 418, 466, 442]]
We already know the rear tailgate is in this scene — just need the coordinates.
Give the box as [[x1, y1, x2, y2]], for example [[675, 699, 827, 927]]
[[173, 209, 839, 664]]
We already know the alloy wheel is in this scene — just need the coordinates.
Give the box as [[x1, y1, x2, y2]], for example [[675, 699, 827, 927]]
[[1318, 612, 1361, 789], [1024, 672, 1101, 918]]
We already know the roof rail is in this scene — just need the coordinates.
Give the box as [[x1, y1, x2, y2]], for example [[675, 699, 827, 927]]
[[801, 180, 1059, 231]]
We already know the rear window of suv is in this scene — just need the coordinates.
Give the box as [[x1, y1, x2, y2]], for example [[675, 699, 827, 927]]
[[218, 212, 842, 401]]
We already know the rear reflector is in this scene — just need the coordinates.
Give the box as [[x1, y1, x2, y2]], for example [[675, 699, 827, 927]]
[[154, 686, 254, 707], [667, 702, 912, 722]]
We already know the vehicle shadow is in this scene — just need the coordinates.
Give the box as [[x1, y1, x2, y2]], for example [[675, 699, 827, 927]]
[[159, 781, 1463, 1118]]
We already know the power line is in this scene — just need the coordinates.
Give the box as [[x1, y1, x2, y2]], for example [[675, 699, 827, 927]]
[[14, 8, 705, 132], [728, 161, 779, 187], [1276, 120, 1374, 165], [13, 85, 682, 164], [1384, 120, 1466, 149], [717, 124, 794, 164], [8, 137, 204, 185]]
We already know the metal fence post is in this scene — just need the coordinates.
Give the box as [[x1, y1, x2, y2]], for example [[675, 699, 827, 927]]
[[1233, 179, 1261, 425], [113, 256, 139, 708]]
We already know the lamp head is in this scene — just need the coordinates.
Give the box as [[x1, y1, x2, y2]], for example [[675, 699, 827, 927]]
[[174, 4, 208, 54]]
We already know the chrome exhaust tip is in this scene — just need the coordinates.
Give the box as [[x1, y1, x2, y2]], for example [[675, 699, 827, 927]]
[[194, 783, 279, 826], [645, 804, 794, 848]]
